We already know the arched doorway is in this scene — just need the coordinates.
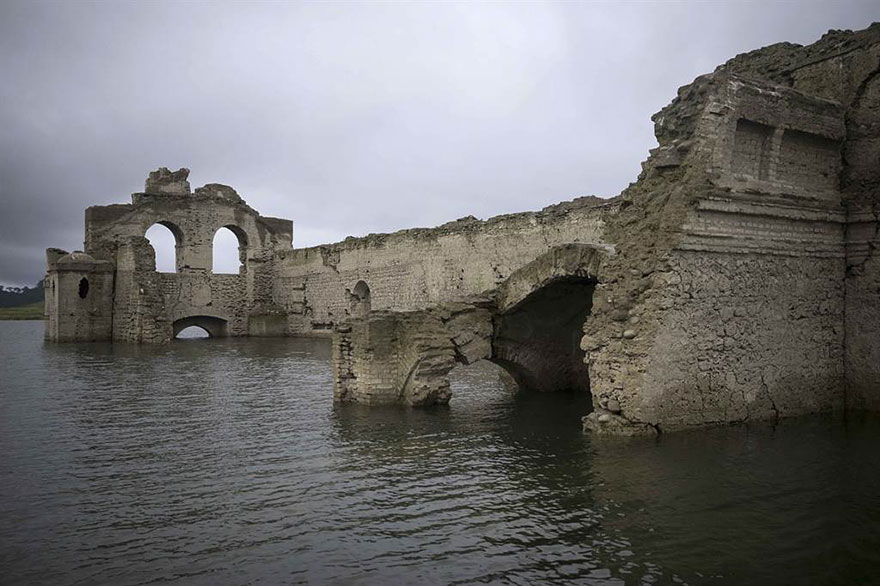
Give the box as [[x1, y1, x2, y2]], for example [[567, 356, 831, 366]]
[[212, 225, 248, 274], [349, 280, 371, 317], [145, 221, 183, 273]]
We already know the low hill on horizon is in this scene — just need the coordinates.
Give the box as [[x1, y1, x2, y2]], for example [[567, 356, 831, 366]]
[[0, 302, 44, 320], [0, 281, 44, 308]]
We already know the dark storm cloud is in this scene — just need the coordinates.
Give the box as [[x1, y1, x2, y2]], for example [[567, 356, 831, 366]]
[[1, 1, 877, 286]]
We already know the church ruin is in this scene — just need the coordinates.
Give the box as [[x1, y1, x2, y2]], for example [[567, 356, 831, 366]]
[[46, 25, 880, 434]]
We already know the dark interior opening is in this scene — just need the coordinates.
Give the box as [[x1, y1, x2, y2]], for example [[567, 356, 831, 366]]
[[78, 278, 89, 299], [172, 316, 229, 340], [492, 277, 594, 409], [350, 280, 372, 317]]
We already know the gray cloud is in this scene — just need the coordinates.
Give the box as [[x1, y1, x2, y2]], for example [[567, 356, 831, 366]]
[[1, 0, 877, 286]]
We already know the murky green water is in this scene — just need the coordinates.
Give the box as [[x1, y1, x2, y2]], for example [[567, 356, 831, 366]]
[[1, 320, 879, 585]]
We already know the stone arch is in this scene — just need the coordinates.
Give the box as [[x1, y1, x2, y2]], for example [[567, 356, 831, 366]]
[[348, 280, 372, 317], [172, 315, 229, 339], [333, 244, 607, 408], [491, 244, 605, 401], [338, 276, 598, 406], [212, 224, 249, 274], [492, 276, 595, 395], [495, 243, 605, 313], [144, 220, 184, 273]]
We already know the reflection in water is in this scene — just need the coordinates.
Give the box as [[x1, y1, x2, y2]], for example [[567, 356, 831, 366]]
[[176, 325, 210, 338], [1, 321, 879, 585]]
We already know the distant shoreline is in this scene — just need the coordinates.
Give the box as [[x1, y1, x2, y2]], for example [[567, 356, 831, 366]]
[[0, 302, 45, 320]]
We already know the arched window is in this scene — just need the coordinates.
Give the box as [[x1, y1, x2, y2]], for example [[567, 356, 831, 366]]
[[212, 226, 247, 274], [145, 222, 182, 273], [78, 278, 89, 299]]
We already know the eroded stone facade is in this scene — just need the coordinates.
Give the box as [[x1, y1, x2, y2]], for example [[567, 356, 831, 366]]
[[580, 25, 880, 434], [333, 245, 605, 407], [46, 24, 880, 434], [46, 168, 293, 343]]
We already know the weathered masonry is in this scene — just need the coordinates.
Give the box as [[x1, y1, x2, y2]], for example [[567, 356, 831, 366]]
[[47, 25, 880, 434], [46, 169, 294, 343]]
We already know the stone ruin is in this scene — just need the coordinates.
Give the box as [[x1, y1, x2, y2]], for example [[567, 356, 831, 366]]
[[46, 24, 880, 434], [45, 167, 294, 343]]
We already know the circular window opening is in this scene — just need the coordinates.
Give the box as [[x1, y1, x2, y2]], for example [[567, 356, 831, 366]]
[[78, 277, 89, 299]]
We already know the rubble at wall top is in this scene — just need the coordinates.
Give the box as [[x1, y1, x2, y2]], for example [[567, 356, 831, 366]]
[[715, 23, 880, 82], [144, 167, 191, 196], [117, 167, 277, 224], [287, 195, 617, 255], [651, 24, 880, 147], [141, 167, 249, 207]]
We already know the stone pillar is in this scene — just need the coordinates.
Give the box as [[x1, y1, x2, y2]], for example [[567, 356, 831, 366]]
[[332, 302, 493, 407]]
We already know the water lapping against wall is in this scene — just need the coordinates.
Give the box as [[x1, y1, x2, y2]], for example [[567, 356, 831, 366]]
[[1, 321, 879, 585]]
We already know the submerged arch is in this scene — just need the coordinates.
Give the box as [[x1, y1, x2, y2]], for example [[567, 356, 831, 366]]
[[176, 325, 211, 339], [334, 243, 606, 410], [172, 315, 229, 339], [489, 243, 603, 400], [492, 275, 595, 398]]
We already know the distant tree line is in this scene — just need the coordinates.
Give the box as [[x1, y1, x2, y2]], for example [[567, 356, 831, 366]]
[[0, 281, 44, 308]]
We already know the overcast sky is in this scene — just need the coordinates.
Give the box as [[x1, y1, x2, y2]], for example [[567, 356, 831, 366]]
[[1, 1, 877, 286]]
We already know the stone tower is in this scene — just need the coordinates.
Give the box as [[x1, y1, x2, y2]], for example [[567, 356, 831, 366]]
[[44, 249, 114, 342]]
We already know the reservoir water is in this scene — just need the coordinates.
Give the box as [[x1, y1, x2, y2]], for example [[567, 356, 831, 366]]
[[1, 320, 879, 585]]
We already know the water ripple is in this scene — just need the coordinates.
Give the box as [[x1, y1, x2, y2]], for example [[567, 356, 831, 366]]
[[2, 321, 880, 585]]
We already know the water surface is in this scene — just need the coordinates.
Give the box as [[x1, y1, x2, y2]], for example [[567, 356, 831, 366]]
[[1, 320, 879, 585]]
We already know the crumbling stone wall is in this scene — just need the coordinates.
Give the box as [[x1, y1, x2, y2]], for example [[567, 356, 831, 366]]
[[637, 252, 845, 428], [332, 24, 880, 435], [582, 24, 880, 434], [47, 168, 293, 343], [581, 79, 849, 433], [111, 237, 170, 343], [702, 24, 880, 413], [333, 244, 605, 407], [46, 24, 880, 435], [276, 199, 613, 335], [842, 69, 880, 411], [334, 301, 493, 406]]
